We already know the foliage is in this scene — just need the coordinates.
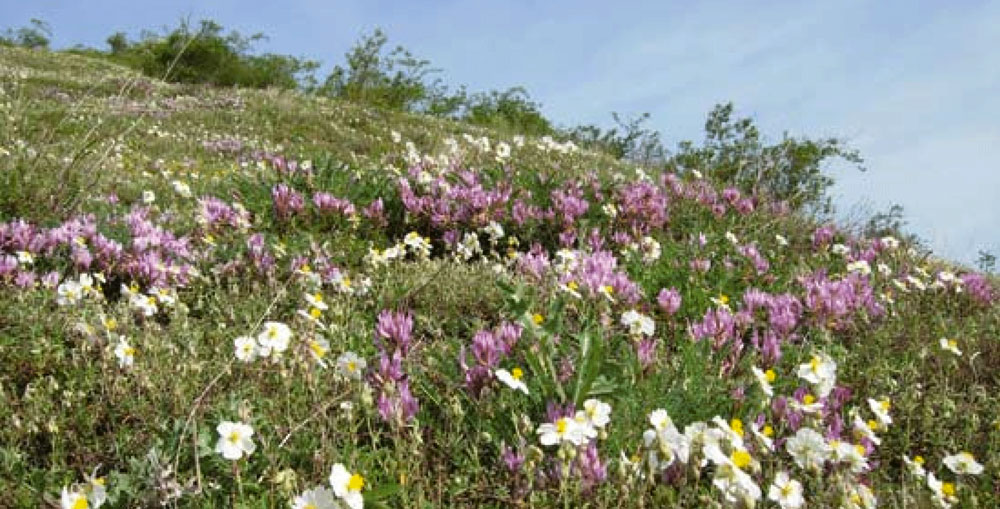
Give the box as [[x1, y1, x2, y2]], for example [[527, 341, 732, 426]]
[[567, 112, 666, 165], [0, 18, 51, 50], [668, 102, 864, 212], [102, 19, 319, 89]]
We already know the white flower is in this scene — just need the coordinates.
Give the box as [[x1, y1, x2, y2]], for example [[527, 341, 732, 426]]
[[927, 472, 958, 507], [61, 487, 89, 509], [150, 287, 175, 306], [640, 236, 661, 263], [831, 243, 849, 255], [881, 236, 899, 249], [291, 486, 337, 509], [902, 455, 927, 477], [767, 471, 804, 509], [796, 352, 837, 398], [495, 141, 511, 160], [939, 337, 962, 356], [620, 310, 654, 337], [775, 234, 789, 247], [725, 231, 739, 245], [336, 351, 367, 380], [751, 366, 775, 398], [215, 421, 255, 460], [131, 293, 158, 316], [257, 321, 292, 357], [483, 221, 505, 242], [846, 260, 871, 275], [329, 463, 365, 509], [649, 409, 673, 431], [57, 280, 83, 306], [307, 336, 331, 366], [142, 190, 156, 204], [785, 427, 830, 471], [83, 469, 108, 508], [234, 336, 257, 362], [644, 414, 691, 469], [495, 368, 529, 395], [537, 416, 588, 446], [16, 250, 33, 265], [581, 399, 611, 428], [867, 398, 892, 428], [304, 292, 329, 311], [113, 337, 136, 368], [703, 443, 761, 504], [171, 180, 192, 198], [943, 452, 983, 475], [852, 415, 881, 446]]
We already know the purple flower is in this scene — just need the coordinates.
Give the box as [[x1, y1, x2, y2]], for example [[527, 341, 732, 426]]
[[657, 288, 682, 315], [376, 310, 414, 355]]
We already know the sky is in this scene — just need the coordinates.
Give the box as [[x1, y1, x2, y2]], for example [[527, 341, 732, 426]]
[[3, 0, 998, 266]]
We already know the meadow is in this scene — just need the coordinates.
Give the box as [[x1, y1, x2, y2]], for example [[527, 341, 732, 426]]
[[1, 45, 998, 507]]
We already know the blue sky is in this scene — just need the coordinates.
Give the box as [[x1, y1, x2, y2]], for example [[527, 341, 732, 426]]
[[3, 0, 998, 265]]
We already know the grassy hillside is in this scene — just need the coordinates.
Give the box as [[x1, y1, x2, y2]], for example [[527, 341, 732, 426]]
[[1, 46, 998, 508]]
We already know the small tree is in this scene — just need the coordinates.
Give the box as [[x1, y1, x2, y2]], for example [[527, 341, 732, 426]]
[[320, 28, 438, 111], [668, 103, 863, 213], [1, 19, 52, 49]]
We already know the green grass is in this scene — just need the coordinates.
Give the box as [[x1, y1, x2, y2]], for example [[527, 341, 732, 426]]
[[0, 46, 998, 508]]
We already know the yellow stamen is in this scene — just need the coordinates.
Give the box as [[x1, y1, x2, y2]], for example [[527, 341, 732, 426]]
[[555, 418, 568, 434], [729, 418, 744, 437], [309, 307, 322, 319], [914, 456, 925, 465], [347, 473, 365, 492], [72, 497, 88, 509], [532, 313, 544, 325], [803, 394, 815, 405], [764, 369, 776, 382], [762, 425, 774, 437], [511, 367, 523, 380], [730, 450, 752, 468], [941, 482, 955, 497]]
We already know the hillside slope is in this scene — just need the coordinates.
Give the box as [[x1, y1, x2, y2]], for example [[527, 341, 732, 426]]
[[1, 46, 998, 507]]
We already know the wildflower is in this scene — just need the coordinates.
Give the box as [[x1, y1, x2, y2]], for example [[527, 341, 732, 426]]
[[171, 180, 192, 198], [150, 287, 175, 307], [16, 250, 34, 265], [881, 236, 899, 249], [703, 443, 762, 505], [785, 427, 830, 471], [531, 313, 544, 325], [57, 280, 83, 306], [307, 337, 330, 366], [336, 351, 367, 380], [329, 463, 365, 509], [657, 287, 682, 315], [113, 337, 136, 368], [537, 416, 588, 446], [305, 292, 328, 311], [580, 399, 611, 428], [939, 337, 961, 356], [868, 397, 892, 428], [258, 321, 292, 357], [291, 486, 337, 509], [767, 471, 804, 509], [903, 455, 927, 477], [131, 294, 158, 316], [846, 260, 872, 275], [943, 452, 984, 475], [751, 367, 775, 397], [852, 416, 881, 446], [620, 310, 654, 337], [796, 352, 837, 398], [234, 336, 257, 362], [639, 236, 661, 263], [403, 231, 432, 258], [142, 190, 156, 204], [61, 487, 90, 509], [215, 421, 255, 460], [927, 472, 958, 508], [496, 368, 529, 394], [775, 234, 789, 246]]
